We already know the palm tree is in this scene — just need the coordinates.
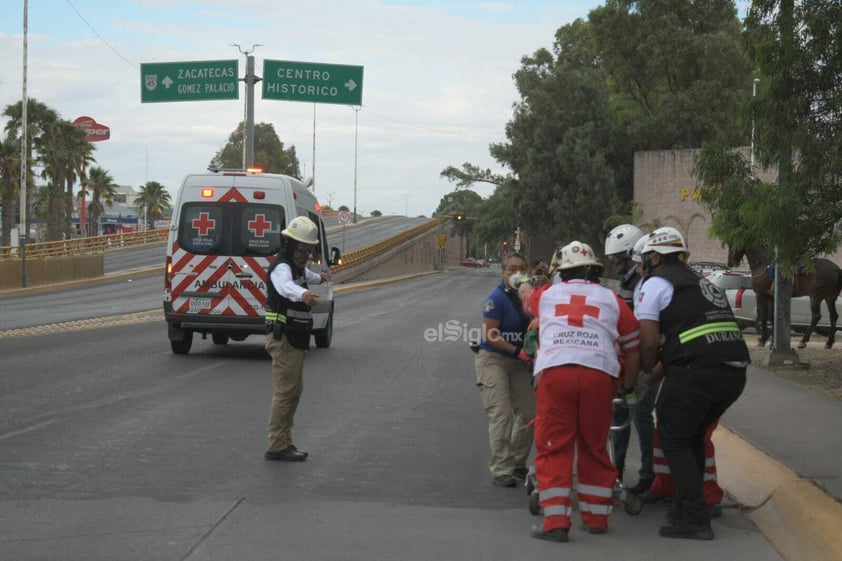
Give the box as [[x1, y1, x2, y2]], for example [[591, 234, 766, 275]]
[[135, 181, 172, 230], [3, 98, 59, 236], [34, 119, 93, 240], [0, 136, 21, 246], [85, 166, 118, 236]]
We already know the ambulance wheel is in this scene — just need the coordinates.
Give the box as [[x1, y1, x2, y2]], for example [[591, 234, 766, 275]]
[[170, 336, 192, 354], [314, 308, 333, 348], [528, 491, 541, 515], [212, 333, 229, 346]]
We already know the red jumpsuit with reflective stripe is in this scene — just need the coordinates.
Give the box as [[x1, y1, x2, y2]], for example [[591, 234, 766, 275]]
[[650, 420, 723, 504], [532, 280, 640, 532]]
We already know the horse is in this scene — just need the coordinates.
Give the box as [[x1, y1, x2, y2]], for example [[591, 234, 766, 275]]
[[727, 246, 841, 349]]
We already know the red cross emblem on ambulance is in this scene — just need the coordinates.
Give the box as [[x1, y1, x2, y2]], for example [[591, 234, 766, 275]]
[[248, 214, 272, 238], [192, 212, 216, 236]]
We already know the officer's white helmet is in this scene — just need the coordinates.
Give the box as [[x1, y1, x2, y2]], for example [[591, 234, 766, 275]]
[[604, 224, 645, 257], [282, 216, 319, 245], [642, 226, 689, 256], [556, 241, 604, 271], [631, 234, 648, 263]]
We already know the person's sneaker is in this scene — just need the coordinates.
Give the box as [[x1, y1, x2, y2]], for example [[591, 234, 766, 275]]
[[513, 466, 529, 481], [659, 522, 714, 540], [641, 490, 672, 504], [579, 523, 607, 535], [628, 477, 654, 495], [531, 526, 569, 542], [492, 474, 517, 487], [264, 445, 308, 462]]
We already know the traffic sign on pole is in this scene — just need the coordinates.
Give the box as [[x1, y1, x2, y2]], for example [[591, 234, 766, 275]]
[[262, 59, 364, 106], [141, 60, 239, 103]]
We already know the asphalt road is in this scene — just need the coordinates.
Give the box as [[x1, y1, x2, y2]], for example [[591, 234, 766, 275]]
[[0, 269, 783, 561]]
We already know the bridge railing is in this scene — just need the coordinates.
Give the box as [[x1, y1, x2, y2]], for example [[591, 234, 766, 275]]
[[0, 229, 169, 260]]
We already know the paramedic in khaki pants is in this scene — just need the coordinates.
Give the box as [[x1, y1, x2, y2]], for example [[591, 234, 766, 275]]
[[475, 253, 535, 488], [264, 216, 330, 462], [636, 226, 748, 540], [530, 241, 641, 543]]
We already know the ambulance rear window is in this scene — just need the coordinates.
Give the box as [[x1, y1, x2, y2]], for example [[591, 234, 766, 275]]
[[178, 203, 284, 256]]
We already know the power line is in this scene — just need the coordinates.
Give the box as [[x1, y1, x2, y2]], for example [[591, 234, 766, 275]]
[[65, 0, 137, 68]]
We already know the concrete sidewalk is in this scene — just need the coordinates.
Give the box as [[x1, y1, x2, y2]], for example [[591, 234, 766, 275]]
[[715, 363, 842, 561]]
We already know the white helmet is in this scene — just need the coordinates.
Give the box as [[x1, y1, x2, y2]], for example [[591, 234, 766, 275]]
[[604, 224, 644, 257], [631, 235, 648, 263], [282, 216, 319, 245], [642, 226, 689, 256], [556, 241, 603, 271]]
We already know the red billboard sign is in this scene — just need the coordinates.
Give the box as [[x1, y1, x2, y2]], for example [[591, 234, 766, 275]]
[[72, 116, 110, 142]]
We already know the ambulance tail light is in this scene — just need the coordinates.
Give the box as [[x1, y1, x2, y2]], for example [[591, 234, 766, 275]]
[[315, 202, 322, 212], [164, 256, 173, 293], [201, 187, 214, 198]]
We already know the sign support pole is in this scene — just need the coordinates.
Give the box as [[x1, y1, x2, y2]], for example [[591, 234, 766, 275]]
[[19, 0, 29, 287]]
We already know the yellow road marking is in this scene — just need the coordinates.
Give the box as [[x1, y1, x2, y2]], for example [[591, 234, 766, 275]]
[[0, 309, 163, 338]]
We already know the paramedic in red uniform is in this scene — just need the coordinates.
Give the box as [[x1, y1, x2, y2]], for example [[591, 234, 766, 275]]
[[263, 216, 330, 462], [635, 226, 748, 540], [529, 241, 641, 543]]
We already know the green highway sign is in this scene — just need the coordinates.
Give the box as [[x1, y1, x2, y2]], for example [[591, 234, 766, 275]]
[[262, 60, 364, 106], [141, 60, 239, 103]]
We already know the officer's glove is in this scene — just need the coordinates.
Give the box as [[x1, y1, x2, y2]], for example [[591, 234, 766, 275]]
[[623, 387, 638, 407]]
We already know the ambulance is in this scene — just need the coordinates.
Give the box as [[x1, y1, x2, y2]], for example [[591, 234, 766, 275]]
[[162, 169, 340, 354]]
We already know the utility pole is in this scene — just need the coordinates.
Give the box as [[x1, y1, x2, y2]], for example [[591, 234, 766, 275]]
[[352, 106, 361, 223], [231, 43, 262, 169], [18, 0, 29, 287]]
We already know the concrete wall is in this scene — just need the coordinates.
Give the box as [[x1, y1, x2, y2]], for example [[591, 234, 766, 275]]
[[634, 148, 842, 265], [334, 227, 462, 283], [0, 254, 104, 290]]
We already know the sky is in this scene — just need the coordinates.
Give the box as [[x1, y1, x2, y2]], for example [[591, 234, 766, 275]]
[[2, 0, 616, 217]]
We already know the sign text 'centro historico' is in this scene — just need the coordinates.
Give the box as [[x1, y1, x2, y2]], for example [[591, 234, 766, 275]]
[[141, 60, 239, 103], [262, 60, 364, 106]]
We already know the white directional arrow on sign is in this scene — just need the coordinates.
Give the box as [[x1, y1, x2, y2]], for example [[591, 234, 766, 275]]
[[344, 79, 357, 92], [162, 76, 174, 89]]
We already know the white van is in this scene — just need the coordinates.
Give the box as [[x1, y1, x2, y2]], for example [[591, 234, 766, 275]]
[[163, 169, 340, 354]]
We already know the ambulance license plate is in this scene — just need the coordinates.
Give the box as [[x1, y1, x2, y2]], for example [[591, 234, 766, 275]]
[[189, 297, 212, 313]]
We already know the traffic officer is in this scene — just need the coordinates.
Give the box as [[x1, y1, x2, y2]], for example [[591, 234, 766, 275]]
[[529, 241, 641, 543], [604, 224, 656, 495], [475, 253, 535, 488], [635, 226, 748, 540], [263, 216, 331, 462]]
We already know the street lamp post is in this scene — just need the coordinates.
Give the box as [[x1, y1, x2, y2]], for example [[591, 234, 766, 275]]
[[352, 106, 361, 224], [750, 78, 760, 170]]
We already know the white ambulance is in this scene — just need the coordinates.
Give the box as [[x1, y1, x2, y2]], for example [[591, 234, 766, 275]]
[[163, 169, 340, 354]]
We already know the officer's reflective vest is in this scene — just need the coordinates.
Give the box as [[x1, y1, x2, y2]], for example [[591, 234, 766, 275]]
[[652, 263, 749, 369], [265, 255, 313, 349]]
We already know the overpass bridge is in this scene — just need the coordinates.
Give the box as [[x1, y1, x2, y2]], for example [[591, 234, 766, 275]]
[[0, 215, 465, 291]]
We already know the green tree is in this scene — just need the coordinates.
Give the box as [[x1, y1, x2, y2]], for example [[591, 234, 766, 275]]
[[3, 98, 59, 237], [694, 0, 842, 359], [212, 122, 300, 176], [0, 136, 20, 246], [491, 20, 623, 247], [589, 0, 750, 150], [85, 166, 118, 236], [370, 210, 382, 217], [135, 180, 172, 230], [35, 119, 94, 240]]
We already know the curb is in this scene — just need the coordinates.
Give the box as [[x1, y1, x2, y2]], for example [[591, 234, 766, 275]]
[[714, 425, 842, 561]]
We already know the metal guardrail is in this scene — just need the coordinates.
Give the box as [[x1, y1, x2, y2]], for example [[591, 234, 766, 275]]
[[0, 229, 169, 260], [332, 218, 446, 272]]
